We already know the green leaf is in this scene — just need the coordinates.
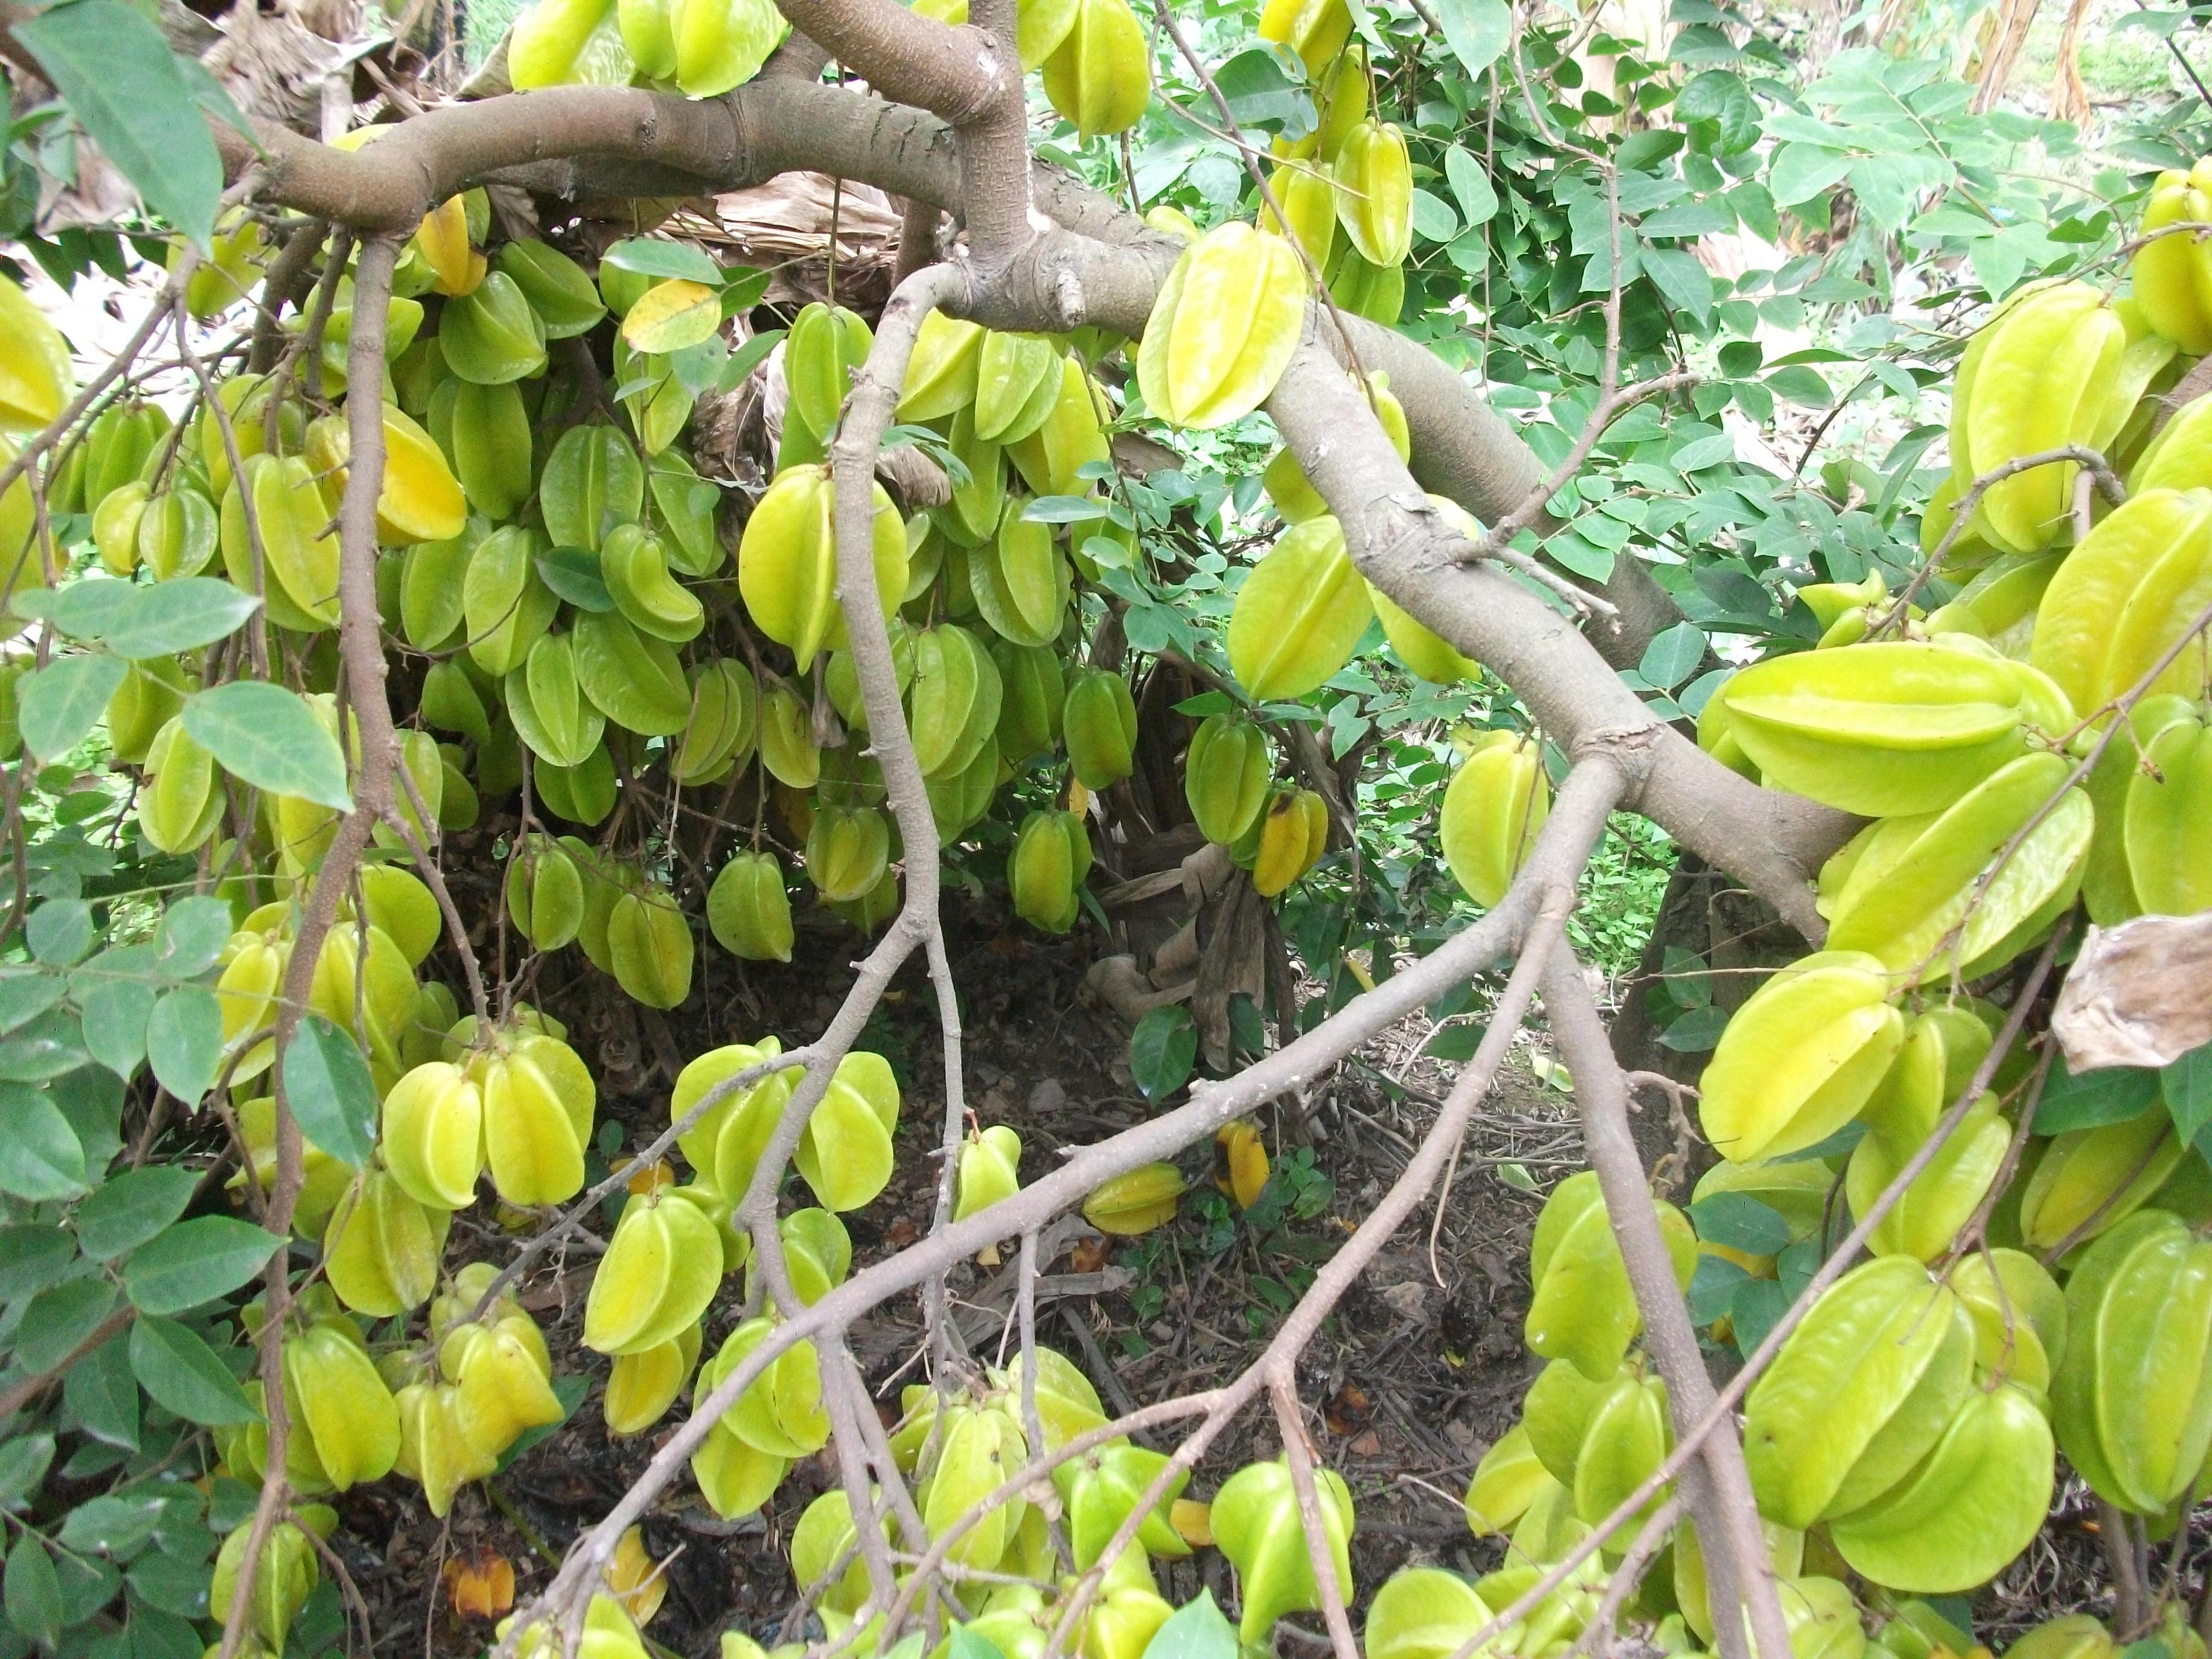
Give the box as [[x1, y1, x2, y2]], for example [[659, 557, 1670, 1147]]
[[1689, 1192, 1792, 1255], [1411, 187, 1458, 242], [1140, 1589, 1237, 1659], [717, 327, 784, 392], [0, 970, 69, 1035], [601, 238, 722, 284], [1767, 142, 1851, 208], [0, 1082, 87, 1199], [1657, 1003, 1729, 1053], [1443, 145, 1498, 228], [1212, 45, 1314, 138], [26, 899, 94, 966], [15, 1277, 117, 1373], [14, 0, 222, 248], [76, 1166, 200, 1261], [75, 945, 157, 1080], [129, 1316, 258, 1426], [1023, 496, 1111, 524], [48, 580, 134, 642], [0, 1434, 57, 1507], [1687, 1251, 1749, 1324], [1730, 1276, 1792, 1360], [100, 579, 260, 660], [62, 1335, 139, 1451], [535, 548, 616, 612], [144, 985, 222, 1103], [183, 682, 351, 810], [1129, 1005, 1198, 1101], [19, 654, 129, 762], [947, 1629, 1009, 1659], [0, 1226, 78, 1300], [1638, 621, 1707, 691], [281, 1015, 377, 1169], [154, 896, 237, 980], [2164, 1042, 2212, 1146], [0, 1008, 91, 1082], [1428, 0, 1509, 79], [1422, 1022, 1489, 1061], [5, 1535, 63, 1650], [122, 1216, 280, 1316], [57, 1492, 162, 1558], [2035, 1059, 2158, 1134]]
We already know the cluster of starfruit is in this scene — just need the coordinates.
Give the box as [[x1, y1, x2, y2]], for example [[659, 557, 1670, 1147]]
[[910, 0, 1153, 138]]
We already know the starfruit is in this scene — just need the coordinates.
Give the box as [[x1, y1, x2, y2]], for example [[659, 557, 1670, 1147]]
[[995, 639, 1066, 762], [1250, 786, 1328, 897], [758, 685, 820, 788], [907, 622, 1003, 778], [2031, 487, 2212, 716], [1011, 808, 1089, 932], [0, 273, 70, 431], [603, 522, 705, 642], [2132, 164, 2212, 353], [1951, 1247, 2067, 1393], [1951, 280, 2124, 554], [804, 804, 891, 904], [784, 303, 875, 444], [507, 631, 608, 769], [1524, 1171, 1696, 1381], [1698, 951, 1904, 1165], [586, 1187, 726, 1355], [1083, 1162, 1184, 1235], [1040, 0, 1150, 138], [542, 423, 645, 553], [1742, 1256, 1973, 1529], [954, 1124, 1023, 1223], [1333, 120, 1412, 267], [1007, 356, 1111, 498], [464, 526, 561, 676], [324, 1168, 452, 1317], [1363, 1568, 1497, 1659], [2018, 1109, 2183, 1253], [607, 882, 695, 1008], [382, 1060, 487, 1210], [1137, 223, 1307, 430], [738, 462, 907, 665], [136, 716, 225, 855], [1065, 668, 1139, 789], [1439, 729, 1549, 906], [1844, 1092, 2009, 1262], [506, 833, 585, 950], [973, 498, 1072, 647], [439, 272, 549, 384], [469, 1031, 595, 1207], [210, 1518, 321, 1652], [793, 1049, 901, 1211], [1185, 712, 1273, 846], [1054, 1442, 1190, 1568], [706, 851, 794, 962], [1714, 641, 2048, 817], [1212, 1456, 1354, 1645], [974, 331, 1063, 446], [1227, 515, 1372, 702]]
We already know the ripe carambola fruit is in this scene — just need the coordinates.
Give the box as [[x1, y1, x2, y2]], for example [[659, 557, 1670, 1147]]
[[324, 1169, 452, 1317], [1713, 639, 2045, 818], [1259, 159, 1338, 269], [784, 303, 875, 443], [1007, 356, 1111, 498], [1742, 1256, 1972, 1529], [604, 1322, 702, 1437], [794, 1050, 902, 1212], [467, 1031, 595, 1206], [1828, 1379, 2053, 1593], [1438, 729, 1548, 906], [284, 1323, 401, 1492], [899, 312, 984, 421], [1082, 1163, 1184, 1234], [381, 1060, 485, 1209], [1137, 223, 1307, 430], [584, 1188, 726, 1355], [1364, 1568, 1496, 1659], [1697, 950, 1903, 1165], [603, 522, 706, 642], [1821, 750, 2092, 983], [1041, 0, 1150, 139], [509, 0, 617, 86], [1212, 1456, 1354, 1643], [1844, 1092, 2009, 1263], [1523, 1170, 1695, 1381], [0, 272, 71, 431], [1228, 515, 1373, 702], [707, 851, 793, 961], [2052, 1207, 2212, 1514], [1257, 0, 1350, 74], [1949, 280, 2122, 554], [906, 623, 1003, 778], [1250, 786, 1328, 898], [2018, 1108, 2183, 1253], [464, 526, 560, 676], [953, 1124, 1023, 1223], [973, 331, 1063, 445], [1064, 668, 1137, 789], [1334, 120, 1413, 267], [738, 463, 907, 666], [1053, 1442, 1190, 1568], [2132, 162, 2212, 353], [137, 717, 224, 855], [671, 0, 788, 97], [607, 883, 694, 1008], [671, 658, 759, 783], [507, 631, 607, 768], [1184, 712, 1273, 846], [2030, 487, 2212, 718], [973, 498, 1072, 647]]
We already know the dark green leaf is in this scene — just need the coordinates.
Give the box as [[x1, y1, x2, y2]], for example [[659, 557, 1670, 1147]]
[[0, 1082, 87, 1199], [0, 1007, 91, 1081], [2035, 1059, 2158, 1134], [121, 1218, 280, 1316], [1686, 1251, 1748, 1324], [19, 654, 129, 763], [1658, 1003, 1730, 1053], [1212, 46, 1314, 138], [0, 1226, 77, 1300], [534, 548, 616, 612], [0, 970, 68, 1035], [129, 1317, 257, 1427], [74, 945, 157, 1081], [1422, 1022, 1489, 1061], [1140, 1589, 1237, 1659], [2165, 1043, 2212, 1146], [1730, 1276, 1791, 1360], [716, 327, 784, 392], [5, 1535, 63, 1649], [947, 1628, 1008, 1659], [281, 1015, 377, 1169], [62, 1335, 138, 1451], [0, 1434, 56, 1507], [58, 1494, 162, 1558], [183, 682, 351, 810], [1129, 1005, 1198, 1101], [124, 1550, 209, 1621], [144, 986, 221, 1103], [15, 1277, 117, 1373], [15, 0, 221, 248], [100, 580, 260, 660], [1443, 146, 1498, 228], [1690, 1192, 1792, 1255], [76, 1167, 200, 1261]]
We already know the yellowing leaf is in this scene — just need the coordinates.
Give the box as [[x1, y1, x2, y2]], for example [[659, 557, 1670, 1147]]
[[622, 279, 721, 355]]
